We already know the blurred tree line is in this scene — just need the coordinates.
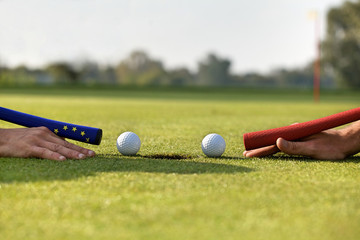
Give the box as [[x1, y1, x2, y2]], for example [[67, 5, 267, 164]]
[[0, 0, 358, 89], [323, 0, 360, 89], [0, 50, 336, 89]]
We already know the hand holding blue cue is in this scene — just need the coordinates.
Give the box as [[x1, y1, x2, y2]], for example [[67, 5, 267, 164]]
[[0, 107, 102, 145]]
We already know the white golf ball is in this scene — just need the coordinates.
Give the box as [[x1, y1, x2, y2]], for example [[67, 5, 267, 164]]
[[201, 133, 226, 157], [116, 132, 141, 156]]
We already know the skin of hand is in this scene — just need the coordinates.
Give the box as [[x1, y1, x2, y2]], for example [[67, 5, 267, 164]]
[[243, 121, 360, 160], [0, 127, 96, 161]]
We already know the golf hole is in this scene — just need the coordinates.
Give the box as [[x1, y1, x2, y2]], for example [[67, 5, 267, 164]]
[[143, 154, 192, 160]]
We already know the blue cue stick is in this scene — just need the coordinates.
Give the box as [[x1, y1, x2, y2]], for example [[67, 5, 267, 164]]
[[0, 107, 102, 145]]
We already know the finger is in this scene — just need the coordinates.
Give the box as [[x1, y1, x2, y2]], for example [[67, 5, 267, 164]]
[[243, 145, 280, 158], [30, 146, 67, 161], [46, 134, 96, 157], [276, 138, 314, 157], [39, 141, 88, 160], [32, 127, 95, 157]]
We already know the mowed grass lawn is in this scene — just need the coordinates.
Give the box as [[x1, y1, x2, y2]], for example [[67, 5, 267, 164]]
[[0, 87, 359, 240]]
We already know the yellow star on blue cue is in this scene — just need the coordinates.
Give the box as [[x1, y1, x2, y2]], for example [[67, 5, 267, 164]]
[[72, 127, 77, 132], [86, 138, 90, 142], [63, 125, 68, 131], [54, 129, 59, 134], [81, 131, 85, 136]]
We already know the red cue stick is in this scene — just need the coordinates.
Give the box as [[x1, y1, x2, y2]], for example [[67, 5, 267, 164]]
[[243, 107, 360, 150]]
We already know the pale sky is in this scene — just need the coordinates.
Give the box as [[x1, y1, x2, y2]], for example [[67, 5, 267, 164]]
[[0, 0, 345, 73]]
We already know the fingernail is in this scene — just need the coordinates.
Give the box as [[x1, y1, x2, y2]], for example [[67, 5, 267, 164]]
[[78, 153, 85, 159], [88, 150, 95, 156], [59, 156, 66, 161]]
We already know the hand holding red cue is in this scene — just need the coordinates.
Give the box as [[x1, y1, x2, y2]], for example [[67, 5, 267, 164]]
[[243, 107, 360, 160]]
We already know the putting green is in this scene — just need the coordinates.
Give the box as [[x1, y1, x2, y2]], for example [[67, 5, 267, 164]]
[[1, 88, 359, 240]]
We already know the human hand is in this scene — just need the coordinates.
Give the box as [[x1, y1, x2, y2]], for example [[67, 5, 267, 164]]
[[0, 127, 96, 161], [243, 121, 360, 160]]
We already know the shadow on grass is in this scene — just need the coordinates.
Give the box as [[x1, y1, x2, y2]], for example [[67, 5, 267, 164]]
[[0, 154, 253, 184], [269, 155, 360, 163]]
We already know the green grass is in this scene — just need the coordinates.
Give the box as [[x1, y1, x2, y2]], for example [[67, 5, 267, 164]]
[[0, 87, 359, 240]]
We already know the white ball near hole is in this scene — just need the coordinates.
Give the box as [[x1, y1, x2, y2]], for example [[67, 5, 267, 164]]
[[201, 133, 226, 157], [116, 132, 141, 156]]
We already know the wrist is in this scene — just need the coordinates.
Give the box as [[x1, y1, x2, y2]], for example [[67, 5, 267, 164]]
[[0, 128, 8, 156], [0, 128, 6, 145], [0, 128, 13, 147]]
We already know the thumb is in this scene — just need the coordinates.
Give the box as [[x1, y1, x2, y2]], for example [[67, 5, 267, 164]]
[[276, 138, 310, 156]]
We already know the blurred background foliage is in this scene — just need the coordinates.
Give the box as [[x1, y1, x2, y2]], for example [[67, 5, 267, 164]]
[[0, 0, 359, 90], [323, 0, 360, 89]]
